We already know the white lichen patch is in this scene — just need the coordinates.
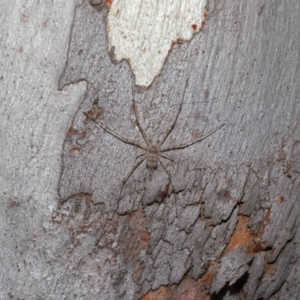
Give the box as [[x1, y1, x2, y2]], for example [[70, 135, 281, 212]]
[[107, 0, 207, 87]]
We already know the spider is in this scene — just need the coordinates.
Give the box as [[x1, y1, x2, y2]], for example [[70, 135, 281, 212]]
[[86, 81, 225, 199]]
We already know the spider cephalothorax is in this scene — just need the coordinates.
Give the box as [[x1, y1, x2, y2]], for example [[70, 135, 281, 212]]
[[87, 81, 225, 199]]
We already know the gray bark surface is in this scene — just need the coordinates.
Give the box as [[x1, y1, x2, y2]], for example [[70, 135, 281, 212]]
[[1, 0, 300, 299]]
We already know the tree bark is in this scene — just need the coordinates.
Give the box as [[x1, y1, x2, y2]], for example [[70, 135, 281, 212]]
[[1, 0, 299, 299]]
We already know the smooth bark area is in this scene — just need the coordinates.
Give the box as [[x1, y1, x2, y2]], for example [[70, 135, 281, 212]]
[[1, 0, 299, 299]]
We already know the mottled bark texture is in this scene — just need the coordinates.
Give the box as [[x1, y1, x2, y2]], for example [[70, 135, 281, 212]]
[[2, 0, 299, 299], [53, 1, 300, 299]]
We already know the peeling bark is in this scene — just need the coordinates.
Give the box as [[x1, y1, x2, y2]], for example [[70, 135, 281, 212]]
[[55, 0, 300, 299], [1, 0, 300, 299]]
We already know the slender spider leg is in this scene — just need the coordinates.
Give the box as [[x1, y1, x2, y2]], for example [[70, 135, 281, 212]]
[[85, 113, 147, 151], [132, 95, 151, 148], [159, 153, 175, 163], [158, 157, 173, 187], [161, 123, 226, 152], [135, 152, 146, 161], [158, 79, 189, 148], [119, 156, 145, 200]]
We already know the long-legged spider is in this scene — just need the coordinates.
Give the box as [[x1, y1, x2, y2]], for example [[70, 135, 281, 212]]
[[86, 82, 225, 199]]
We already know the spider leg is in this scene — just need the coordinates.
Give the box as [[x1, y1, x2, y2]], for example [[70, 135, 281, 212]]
[[85, 113, 147, 151], [119, 156, 145, 200], [157, 79, 189, 148], [160, 153, 175, 163], [158, 157, 173, 188], [135, 152, 145, 161], [161, 123, 226, 152], [132, 91, 151, 148]]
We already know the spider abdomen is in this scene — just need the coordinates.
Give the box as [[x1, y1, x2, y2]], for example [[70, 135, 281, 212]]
[[146, 146, 159, 169]]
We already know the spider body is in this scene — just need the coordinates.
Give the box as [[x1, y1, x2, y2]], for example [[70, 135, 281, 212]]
[[86, 80, 225, 199], [146, 145, 159, 169]]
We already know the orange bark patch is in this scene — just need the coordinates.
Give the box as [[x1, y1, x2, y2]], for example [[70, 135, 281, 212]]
[[141, 262, 220, 300], [202, 261, 218, 285], [225, 216, 254, 253], [67, 127, 74, 135], [171, 276, 210, 300], [279, 196, 285, 203], [191, 24, 197, 31], [70, 147, 80, 153], [253, 242, 263, 253], [141, 276, 210, 300], [142, 286, 170, 300]]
